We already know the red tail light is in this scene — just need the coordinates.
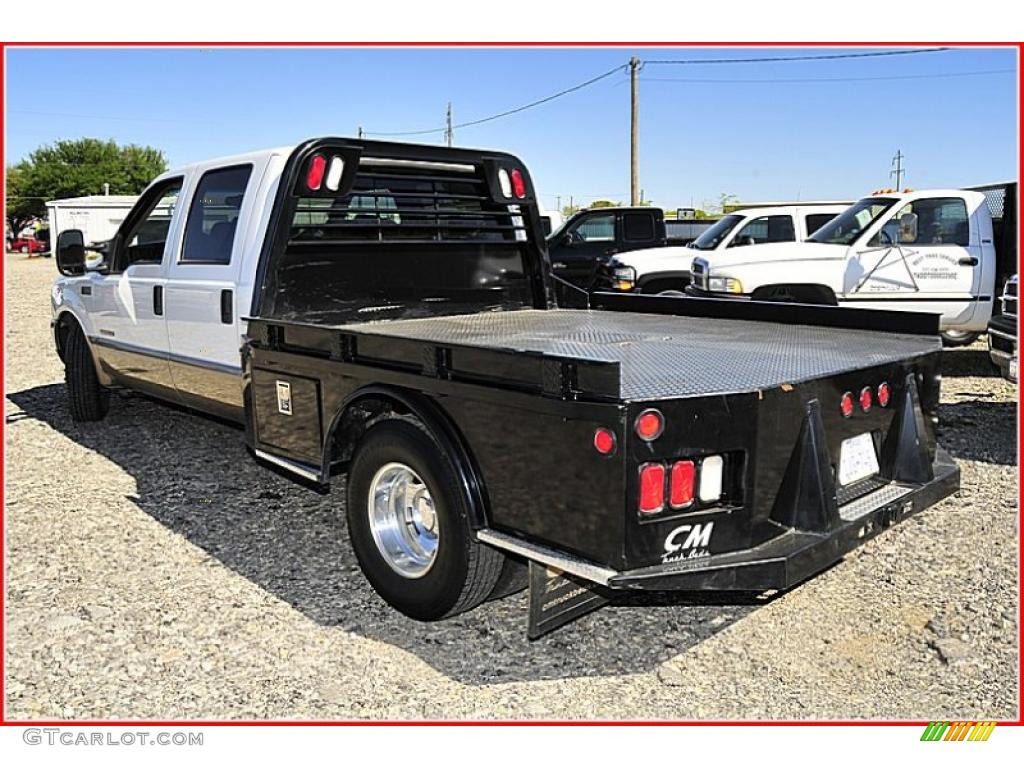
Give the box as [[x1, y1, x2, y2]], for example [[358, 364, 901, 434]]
[[593, 427, 616, 456], [635, 409, 664, 441], [306, 154, 327, 190], [859, 386, 873, 412], [669, 460, 695, 508], [510, 169, 526, 199], [638, 463, 666, 514], [840, 392, 854, 418], [877, 382, 891, 407]]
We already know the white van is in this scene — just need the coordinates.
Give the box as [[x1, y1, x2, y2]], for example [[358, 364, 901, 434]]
[[689, 187, 1016, 346]]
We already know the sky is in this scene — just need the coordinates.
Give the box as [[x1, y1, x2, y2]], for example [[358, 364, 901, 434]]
[[4, 46, 1018, 212]]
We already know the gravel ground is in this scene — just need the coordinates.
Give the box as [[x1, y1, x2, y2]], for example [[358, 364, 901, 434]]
[[4, 253, 1018, 720]]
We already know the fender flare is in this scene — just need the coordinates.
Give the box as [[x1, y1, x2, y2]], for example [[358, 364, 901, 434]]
[[323, 385, 491, 529]]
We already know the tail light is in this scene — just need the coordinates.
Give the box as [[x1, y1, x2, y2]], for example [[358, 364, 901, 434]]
[[840, 391, 855, 418], [306, 154, 327, 190], [593, 427, 616, 456], [699, 455, 724, 501], [859, 387, 873, 412], [510, 169, 526, 199], [877, 382, 891, 407], [638, 463, 666, 514], [669, 461, 695, 508], [635, 409, 664, 441]]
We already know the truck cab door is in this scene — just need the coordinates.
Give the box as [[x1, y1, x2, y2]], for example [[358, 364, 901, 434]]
[[847, 196, 982, 327], [88, 176, 184, 398], [164, 161, 264, 419], [548, 211, 616, 288]]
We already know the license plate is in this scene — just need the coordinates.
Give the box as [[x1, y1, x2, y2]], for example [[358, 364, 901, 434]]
[[838, 432, 879, 486]]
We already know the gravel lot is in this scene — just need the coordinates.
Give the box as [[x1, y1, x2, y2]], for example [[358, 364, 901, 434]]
[[4, 253, 1018, 720]]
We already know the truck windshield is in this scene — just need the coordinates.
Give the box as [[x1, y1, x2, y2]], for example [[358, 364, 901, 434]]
[[806, 198, 896, 245], [689, 214, 743, 250]]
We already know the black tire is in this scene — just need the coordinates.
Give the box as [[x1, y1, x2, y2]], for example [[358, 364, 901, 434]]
[[940, 330, 980, 348], [346, 418, 504, 621], [65, 323, 109, 422]]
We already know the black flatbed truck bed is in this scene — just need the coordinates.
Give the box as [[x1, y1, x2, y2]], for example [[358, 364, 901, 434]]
[[241, 137, 959, 637]]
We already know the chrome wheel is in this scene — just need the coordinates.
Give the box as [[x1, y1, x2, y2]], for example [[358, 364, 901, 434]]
[[367, 462, 439, 578]]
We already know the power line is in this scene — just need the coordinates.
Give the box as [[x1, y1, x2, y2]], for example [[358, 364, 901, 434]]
[[643, 47, 951, 65], [640, 68, 1014, 85], [365, 63, 627, 137]]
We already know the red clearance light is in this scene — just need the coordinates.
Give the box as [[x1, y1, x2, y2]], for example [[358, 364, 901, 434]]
[[877, 382, 891, 407], [593, 427, 616, 456], [635, 409, 664, 441], [638, 463, 666, 514], [510, 168, 526, 199], [306, 154, 327, 190], [840, 392, 855, 418], [859, 386, 873, 412], [669, 460, 696, 508]]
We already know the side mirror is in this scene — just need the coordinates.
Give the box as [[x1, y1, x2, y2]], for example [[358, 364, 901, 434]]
[[56, 229, 86, 276]]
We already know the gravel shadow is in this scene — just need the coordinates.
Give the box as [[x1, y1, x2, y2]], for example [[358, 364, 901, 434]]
[[940, 347, 1001, 378], [7, 383, 774, 685], [937, 400, 1017, 466]]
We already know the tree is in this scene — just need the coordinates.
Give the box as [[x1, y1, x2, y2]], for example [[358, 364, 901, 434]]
[[715, 193, 740, 213], [588, 199, 620, 209], [6, 138, 167, 235]]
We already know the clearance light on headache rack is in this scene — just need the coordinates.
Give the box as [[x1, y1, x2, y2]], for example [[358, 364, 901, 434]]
[[510, 169, 526, 199], [325, 156, 345, 192], [306, 154, 327, 191], [497, 169, 512, 198]]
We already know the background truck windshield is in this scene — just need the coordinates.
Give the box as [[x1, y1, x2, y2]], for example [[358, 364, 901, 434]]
[[689, 214, 743, 250], [807, 197, 896, 246]]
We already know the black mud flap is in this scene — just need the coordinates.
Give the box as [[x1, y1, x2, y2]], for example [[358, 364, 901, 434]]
[[527, 561, 612, 640]]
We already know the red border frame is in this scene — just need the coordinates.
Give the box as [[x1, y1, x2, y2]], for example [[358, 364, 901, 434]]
[[0, 40, 1020, 728]]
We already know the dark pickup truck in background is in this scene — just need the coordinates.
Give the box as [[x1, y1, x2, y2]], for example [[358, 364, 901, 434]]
[[546, 206, 717, 288]]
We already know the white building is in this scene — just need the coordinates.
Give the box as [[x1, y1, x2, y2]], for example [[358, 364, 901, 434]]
[[45, 195, 142, 247]]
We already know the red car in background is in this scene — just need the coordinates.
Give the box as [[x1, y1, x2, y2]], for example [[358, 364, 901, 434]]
[[7, 237, 47, 254]]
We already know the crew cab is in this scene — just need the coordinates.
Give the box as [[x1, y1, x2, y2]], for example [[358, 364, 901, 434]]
[[597, 203, 846, 294], [689, 186, 1018, 347], [51, 138, 959, 638]]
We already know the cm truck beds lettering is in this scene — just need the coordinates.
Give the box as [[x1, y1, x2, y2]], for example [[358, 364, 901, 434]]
[[53, 136, 959, 638]]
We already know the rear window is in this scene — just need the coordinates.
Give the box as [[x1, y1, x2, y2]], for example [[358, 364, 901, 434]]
[[805, 213, 836, 234], [182, 165, 252, 264], [623, 212, 655, 241], [266, 161, 535, 324]]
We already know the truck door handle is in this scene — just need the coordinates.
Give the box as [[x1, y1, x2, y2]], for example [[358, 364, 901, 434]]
[[958, 256, 979, 266], [153, 285, 163, 316], [220, 289, 233, 324]]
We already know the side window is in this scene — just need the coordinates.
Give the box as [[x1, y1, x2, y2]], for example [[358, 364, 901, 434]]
[[569, 213, 615, 243], [623, 212, 655, 242], [732, 215, 795, 246], [181, 165, 253, 264], [805, 213, 836, 234], [118, 178, 183, 270], [871, 198, 970, 247]]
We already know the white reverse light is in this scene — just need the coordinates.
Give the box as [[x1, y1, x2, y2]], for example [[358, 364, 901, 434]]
[[325, 156, 345, 191], [497, 168, 512, 198], [699, 455, 724, 502]]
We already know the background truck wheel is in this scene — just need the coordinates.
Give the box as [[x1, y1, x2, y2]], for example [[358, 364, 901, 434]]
[[65, 323, 109, 422], [345, 418, 504, 621], [940, 330, 980, 347], [19, 245, 29, 253]]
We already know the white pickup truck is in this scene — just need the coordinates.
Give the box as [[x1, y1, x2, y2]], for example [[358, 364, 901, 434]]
[[596, 203, 846, 294], [688, 186, 1018, 346]]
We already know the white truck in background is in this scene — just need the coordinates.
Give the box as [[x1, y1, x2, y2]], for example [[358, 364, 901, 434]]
[[596, 203, 846, 294], [687, 185, 1018, 346]]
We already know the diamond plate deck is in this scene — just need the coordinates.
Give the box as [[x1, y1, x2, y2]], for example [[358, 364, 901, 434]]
[[341, 309, 940, 401]]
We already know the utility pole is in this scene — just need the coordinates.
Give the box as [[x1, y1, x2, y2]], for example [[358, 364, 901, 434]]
[[890, 150, 905, 190], [630, 56, 641, 206], [556, 195, 561, 212], [444, 102, 453, 147], [357, 126, 364, 139]]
